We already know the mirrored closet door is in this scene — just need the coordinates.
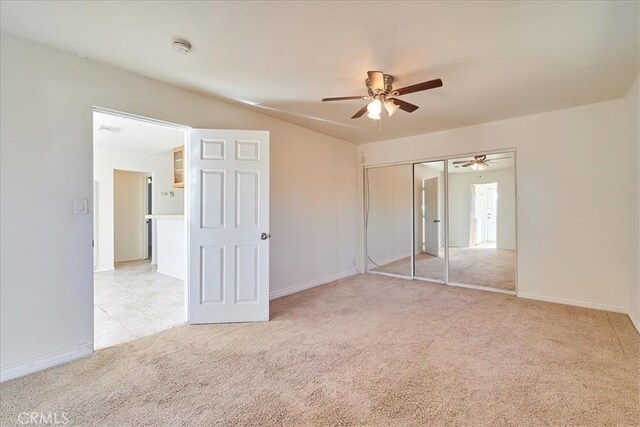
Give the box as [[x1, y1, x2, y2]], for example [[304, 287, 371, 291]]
[[365, 151, 517, 293], [413, 161, 446, 282], [447, 152, 516, 291], [365, 164, 413, 277]]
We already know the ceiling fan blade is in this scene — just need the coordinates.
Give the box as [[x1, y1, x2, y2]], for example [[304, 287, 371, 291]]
[[460, 162, 475, 167], [351, 104, 368, 119], [322, 96, 365, 102], [452, 160, 474, 164], [486, 156, 511, 161], [367, 71, 384, 91], [389, 98, 419, 113], [395, 78, 443, 96]]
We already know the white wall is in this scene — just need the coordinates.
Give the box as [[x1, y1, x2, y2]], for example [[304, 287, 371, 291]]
[[94, 149, 184, 271], [359, 98, 635, 314], [626, 74, 640, 332], [0, 34, 358, 378], [448, 168, 516, 250], [113, 170, 146, 263]]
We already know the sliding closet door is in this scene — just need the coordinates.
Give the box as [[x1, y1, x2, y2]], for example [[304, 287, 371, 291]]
[[447, 152, 517, 291], [365, 164, 413, 278], [413, 161, 446, 282]]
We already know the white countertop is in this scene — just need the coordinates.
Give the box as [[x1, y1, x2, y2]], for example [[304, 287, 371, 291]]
[[145, 214, 184, 220]]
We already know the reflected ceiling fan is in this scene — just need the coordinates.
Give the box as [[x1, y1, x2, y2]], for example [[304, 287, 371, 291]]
[[453, 155, 511, 171], [322, 71, 443, 120]]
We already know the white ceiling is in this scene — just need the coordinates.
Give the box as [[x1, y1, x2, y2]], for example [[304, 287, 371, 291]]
[[2, 1, 638, 144], [93, 112, 184, 158]]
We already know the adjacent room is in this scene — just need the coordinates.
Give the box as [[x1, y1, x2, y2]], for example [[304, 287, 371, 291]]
[[0, 1, 638, 426], [93, 112, 186, 348]]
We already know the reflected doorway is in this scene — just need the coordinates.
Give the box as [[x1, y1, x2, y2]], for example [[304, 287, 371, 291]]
[[470, 182, 497, 249]]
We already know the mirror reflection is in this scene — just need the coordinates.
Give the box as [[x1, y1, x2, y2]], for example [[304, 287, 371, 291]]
[[447, 153, 516, 290], [365, 164, 412, 277], [413, 161, 445, 282]]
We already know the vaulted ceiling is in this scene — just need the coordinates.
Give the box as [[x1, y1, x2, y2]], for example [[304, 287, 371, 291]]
[[1, 1, 638, 144]]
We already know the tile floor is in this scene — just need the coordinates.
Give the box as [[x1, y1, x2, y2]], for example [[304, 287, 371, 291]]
[[94, 260, 185, 349]]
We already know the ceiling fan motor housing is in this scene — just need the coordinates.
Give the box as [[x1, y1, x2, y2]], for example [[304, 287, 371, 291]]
[[366, 74, 394, 97]]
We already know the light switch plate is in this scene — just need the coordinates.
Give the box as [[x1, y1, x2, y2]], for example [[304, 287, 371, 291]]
[[74, 198, 88, 215]]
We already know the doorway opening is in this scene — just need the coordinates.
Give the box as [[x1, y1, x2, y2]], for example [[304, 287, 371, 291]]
[[93, 110, 187, 349], [470, 183, 497, 249]]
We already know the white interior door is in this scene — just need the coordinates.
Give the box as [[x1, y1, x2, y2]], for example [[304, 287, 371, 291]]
[[188, 129, 270, 324], [486, 186, 497, 242], [424, 178, 439, 256], [474, 185, 488, 244]]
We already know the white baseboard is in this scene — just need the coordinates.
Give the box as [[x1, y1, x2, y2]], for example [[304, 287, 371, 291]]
[[94, 266, 114, 273], [270, 269, 358, 300], [517, 291, 627, 314], [0, 343, 93, 383]]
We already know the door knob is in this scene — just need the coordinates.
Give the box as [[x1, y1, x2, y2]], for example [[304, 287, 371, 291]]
[[260, 233, 271, 240]]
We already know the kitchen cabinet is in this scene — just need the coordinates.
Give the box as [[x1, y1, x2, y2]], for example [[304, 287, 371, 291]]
[[172, 145, 184, 188]]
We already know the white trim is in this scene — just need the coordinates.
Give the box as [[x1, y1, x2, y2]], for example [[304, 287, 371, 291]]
[[269, 269, 357, 300], [0, 343, 93, 383], [517, 291, 627, 314], [449, 281, 516, 295], [93, 106, 190, 131], [94, 266, 115, 273]]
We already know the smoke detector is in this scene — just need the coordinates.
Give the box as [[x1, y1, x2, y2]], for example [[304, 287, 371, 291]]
[[171, 39, 192, 55]]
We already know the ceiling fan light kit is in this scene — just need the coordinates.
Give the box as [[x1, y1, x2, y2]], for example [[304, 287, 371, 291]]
[[471, 162, 489, 171], [322, 70, 443, 125], [366, 99, 382, 120], [384, 100, 399, 117], [452, 155, 512, 170]]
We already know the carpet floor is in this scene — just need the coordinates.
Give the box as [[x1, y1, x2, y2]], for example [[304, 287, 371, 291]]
[[373, 248, 516, 291], [1, 274, 637, 426]]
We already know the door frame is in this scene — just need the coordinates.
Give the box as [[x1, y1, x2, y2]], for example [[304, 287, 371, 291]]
[[362, 148, 518, 295], [92, 107, 190, 352]]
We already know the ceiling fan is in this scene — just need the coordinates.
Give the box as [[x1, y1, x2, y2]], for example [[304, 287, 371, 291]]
[[452, 155, 511, 171], [322, 71, 443, 120]]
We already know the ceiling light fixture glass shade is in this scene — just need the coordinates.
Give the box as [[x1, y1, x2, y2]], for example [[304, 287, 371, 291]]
[[384, 100, 400, 117], [367, 99, 382, 120], [471, 162, 489, 171]]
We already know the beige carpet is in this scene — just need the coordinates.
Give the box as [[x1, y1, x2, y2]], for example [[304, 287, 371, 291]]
[[373, 248, 516, 290], [1, 274, 637, 426]]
